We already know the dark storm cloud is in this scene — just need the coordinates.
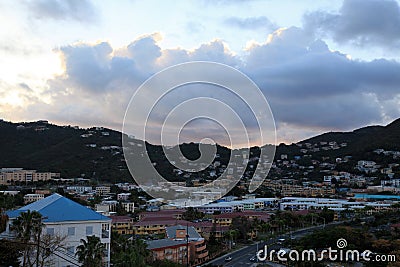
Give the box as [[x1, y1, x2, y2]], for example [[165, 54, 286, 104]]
[[303, 0, 400, 47], [242, 27, 400, 129], [224, 16, 277, 30], [27, 0, 97, 22], [43, 28, 400, 140]]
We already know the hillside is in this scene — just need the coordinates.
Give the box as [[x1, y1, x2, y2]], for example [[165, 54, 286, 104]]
[[298, 118, 400, 159], [0, 118, 400, 183], [0, 120, 129, 182]]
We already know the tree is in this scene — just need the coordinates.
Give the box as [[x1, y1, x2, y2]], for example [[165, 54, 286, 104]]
[[182, 207, 204, 221], [75, 235, 105, 267], [319, 207, 335, 223], [111, 231, 150, 267], [0, 209, 8, 233], [0, 239, 23, 266], [224, 230, 238, 249], [230, 216, 254, 241], [36, 234, 67, 267], [12, 210, 44, 267]]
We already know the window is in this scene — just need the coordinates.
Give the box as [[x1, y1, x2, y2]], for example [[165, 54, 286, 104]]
[[66, 246, 74, 255], [102, 224, 110, 238], [86, 226, 93, 235], [67, 227, 75, 236], [46, 228, 54, 236]]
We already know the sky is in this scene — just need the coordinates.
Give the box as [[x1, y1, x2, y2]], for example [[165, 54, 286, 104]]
[[1, 0, 400, 145]]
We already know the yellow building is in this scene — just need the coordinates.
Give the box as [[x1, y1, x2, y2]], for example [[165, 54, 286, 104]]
[[110, 215, 135, 235]]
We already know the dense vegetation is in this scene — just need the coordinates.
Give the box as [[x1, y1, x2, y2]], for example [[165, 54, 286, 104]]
[[1, 118, 400, 184]]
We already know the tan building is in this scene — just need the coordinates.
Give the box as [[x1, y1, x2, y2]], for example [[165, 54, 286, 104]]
[[95, 186, 111, 195], [0, 168, 59, 185], [281, 184, 335, 197], [23, 193, 44, 204]]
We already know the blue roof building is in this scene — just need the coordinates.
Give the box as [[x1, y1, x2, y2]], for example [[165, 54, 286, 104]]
[[3, 193, 112, 267], [6, 193, 111, 222]]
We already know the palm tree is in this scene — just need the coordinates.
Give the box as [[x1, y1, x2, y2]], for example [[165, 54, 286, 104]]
[[112, 238, 150, 267], [12, 210, 43, 267], [75, 235, 105, 267], [224, 230, 238, 249]]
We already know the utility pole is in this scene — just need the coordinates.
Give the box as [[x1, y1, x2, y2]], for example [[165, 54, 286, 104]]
[[186, 223, 189, 267]]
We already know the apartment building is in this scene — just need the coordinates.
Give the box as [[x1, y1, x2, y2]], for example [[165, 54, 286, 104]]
[[95, 186, 111, 195], [146, 225, 208, 265], [133, 219, 194, 236], [146, 239, 189, 265], [121, 202, 135, 213], [0, 168, 60, 185], [4, 194, 112, 267], [109, 215, 134, 235], [117, 192, 131, 201], [212, 211, 270, 227], [23, 193, 44, 204], [66, 186, 93, 194], [195, 198, 276, 214]]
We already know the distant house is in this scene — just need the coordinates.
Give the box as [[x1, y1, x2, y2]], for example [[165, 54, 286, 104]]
[[3, 194, 112, 267]]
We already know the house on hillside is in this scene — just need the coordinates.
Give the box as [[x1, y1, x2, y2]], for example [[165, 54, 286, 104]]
[[2, 193, 111, 267]]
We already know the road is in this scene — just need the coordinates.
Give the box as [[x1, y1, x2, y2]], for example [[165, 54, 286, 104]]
[[203, 222, 341, 267]]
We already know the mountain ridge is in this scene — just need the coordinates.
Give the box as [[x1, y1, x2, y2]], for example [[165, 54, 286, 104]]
[[0, 118, 399, 182]]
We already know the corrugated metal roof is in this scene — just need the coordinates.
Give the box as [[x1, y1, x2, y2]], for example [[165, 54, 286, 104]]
[[7, 193, 111, 223]]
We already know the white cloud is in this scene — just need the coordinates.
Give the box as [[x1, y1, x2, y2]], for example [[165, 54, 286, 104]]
[[2, 20, 400, 143]]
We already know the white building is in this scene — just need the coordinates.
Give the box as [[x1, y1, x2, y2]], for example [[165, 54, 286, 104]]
[[3, 194, 111, 267], [121, 202, 135, 213], [381, 179, 400, 187], [117, 192, 131, 201], [66, 186, 93, 194]]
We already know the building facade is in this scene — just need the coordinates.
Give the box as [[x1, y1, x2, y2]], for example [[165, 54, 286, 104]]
[[3, 194, 112, 267], [0, 168, 60, 185]]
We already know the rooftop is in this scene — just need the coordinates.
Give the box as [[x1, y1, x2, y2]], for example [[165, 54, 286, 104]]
[[146, 238, 187, 250], [166, 225, 202, 240], [7, 193, 111, 223]]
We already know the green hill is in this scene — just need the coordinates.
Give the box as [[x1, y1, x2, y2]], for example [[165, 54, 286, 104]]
[[1, 118, 400, 183]]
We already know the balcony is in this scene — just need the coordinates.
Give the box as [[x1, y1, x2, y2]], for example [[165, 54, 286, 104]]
[[196, 250, 208, 259], [195, 244, 206, 252]]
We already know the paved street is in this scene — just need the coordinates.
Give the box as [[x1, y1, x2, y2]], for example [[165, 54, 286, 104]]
[[203, 223, 339, 267]]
